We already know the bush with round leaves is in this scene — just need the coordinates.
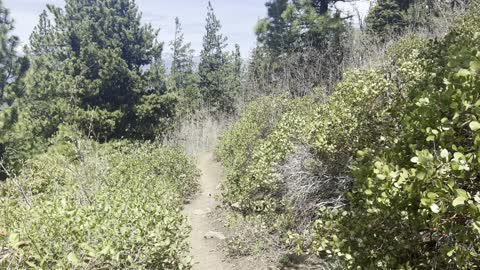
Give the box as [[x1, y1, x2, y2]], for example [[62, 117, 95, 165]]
[[306, 6, 480, 268], [0, 128, 199, 269]]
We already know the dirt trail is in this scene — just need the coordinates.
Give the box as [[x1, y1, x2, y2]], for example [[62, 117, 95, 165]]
[[184, 152, 235, 270]]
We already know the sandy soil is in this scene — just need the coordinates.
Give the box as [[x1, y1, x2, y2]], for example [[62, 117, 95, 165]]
[[184, 153, 236, 270]]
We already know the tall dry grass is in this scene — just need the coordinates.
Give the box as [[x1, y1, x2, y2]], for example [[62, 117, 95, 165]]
[[163, 109, 236, 157]]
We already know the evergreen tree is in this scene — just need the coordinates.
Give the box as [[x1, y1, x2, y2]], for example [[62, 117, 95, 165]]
[[365, 0, 410, 37], [310, 0, 336, 15], [0, 0, 30, 179], [255, 0, 292, 55], [255, 0, 345, 55], [169, 17, 195, 92], [22, 0, 175, 140], [168, 17, 201, 115], [227, 44, 242, 98], [198, 1, 231, 112], [0, 0, 28, 105]]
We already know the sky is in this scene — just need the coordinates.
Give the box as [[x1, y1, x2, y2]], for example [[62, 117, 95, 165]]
[[4, 0, 372, 58]]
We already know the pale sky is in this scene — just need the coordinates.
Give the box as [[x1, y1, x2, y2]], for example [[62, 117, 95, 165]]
[[4, 0, 371, 58]]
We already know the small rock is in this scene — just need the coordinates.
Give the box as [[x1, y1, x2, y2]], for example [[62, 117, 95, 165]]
[[204, 231, 226, 240], [193, 208, 212, 215]]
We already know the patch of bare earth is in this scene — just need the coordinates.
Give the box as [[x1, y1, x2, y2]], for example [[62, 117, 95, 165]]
[[184, 153, 319, 270]]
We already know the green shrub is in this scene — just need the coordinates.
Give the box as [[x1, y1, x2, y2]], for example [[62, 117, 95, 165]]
[[219, 5, 480, 269], [217, 96, 316, 214], [218, 67, 397, 215], [307, 6, 480, 268], [0, 129, 199, 269], [306, 70, 396, 165]]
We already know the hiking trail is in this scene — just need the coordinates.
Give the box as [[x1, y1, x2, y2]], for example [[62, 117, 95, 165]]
[[184, 152, 234, 270]]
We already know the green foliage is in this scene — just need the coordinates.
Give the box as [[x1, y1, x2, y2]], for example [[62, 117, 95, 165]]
[[168, 17, 202, 117], [217, 96, 316, 213], [250, 0, 346, 99], [0, 127, 199, 269], [306, 70, 396, 164], [0, 1, 30, 179], [0, 0, 28, 106], [255, 0, 345, 55], [365, 0, 407, 37], [218, 69, 396, 215], [220, 4, 480, 269], [23, 0, 175, 140], [225, 44, 243, 100], [0, 0, 179, 177], [307, 6, 480, 268], [198, 1, 235, 113], [169, 17, 196, 93]]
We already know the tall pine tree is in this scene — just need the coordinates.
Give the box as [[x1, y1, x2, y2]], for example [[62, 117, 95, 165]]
[[0, 0, 27, 105], [23, 0, 175, 140], [168, 17, 200, 115], [0, 0, 30, 179], [198, 1, 232, 112], [255, 0, 344, 55], [169, 17, 195, 92], [226, 44, 242, 100], [365, 0, 410, 37]]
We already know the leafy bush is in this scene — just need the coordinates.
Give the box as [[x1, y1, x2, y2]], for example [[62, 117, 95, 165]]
[[219, 68, 396, 215], [0, 128, 199, 269], [219, 5, 480, 269], [217, 96, 316, 214], [306, 6, 480, 268], [306, 70, 396, 164]]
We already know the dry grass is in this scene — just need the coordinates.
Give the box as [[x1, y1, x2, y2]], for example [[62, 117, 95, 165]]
[[277, 145, 353, 231], [163, 109, 236, 157]]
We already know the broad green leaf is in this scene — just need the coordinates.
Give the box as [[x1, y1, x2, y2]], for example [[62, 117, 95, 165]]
[[456, 188, 469, 199], [67, 252, 80, 266], [452, 197, 465, 207], [457, 69, 471, 77], [430, 203, 440, 213], [469, 121, 480, 131], [440, 149, 449, 160], [447, 249, 455, 257], [427, 192, 438, 199], [470, 60, 480, 72]]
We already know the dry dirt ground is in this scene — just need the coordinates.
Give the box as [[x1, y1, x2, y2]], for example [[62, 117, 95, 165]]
[[184, 153, 276, 270], [184, 153, 316, 270]]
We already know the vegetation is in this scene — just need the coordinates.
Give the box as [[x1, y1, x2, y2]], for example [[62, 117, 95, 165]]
[[198, 2, 233, 113], [218, 1, 480, 269], [1, 127, 198, 269], [1, 0, 479, 268], [0, 0, 232, 268]]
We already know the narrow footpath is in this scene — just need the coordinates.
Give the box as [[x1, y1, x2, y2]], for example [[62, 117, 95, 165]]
[[184, 153, 234, 270]]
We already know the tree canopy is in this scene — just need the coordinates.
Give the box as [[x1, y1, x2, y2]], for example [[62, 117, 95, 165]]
[[24, 0, 175, 140]]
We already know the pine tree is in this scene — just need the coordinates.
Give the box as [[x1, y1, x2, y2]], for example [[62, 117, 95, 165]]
[[227, 44, 242, 98], [255, 0, 345, 55], [169, 17, 195, 92], [365, 0, 407, 37], [310, 0, 336, 15], [255, 0, 292, 55], [0, 0, 28, 105], [0, 0, 30, 179], [28, 10, 56, 57], [198, 1, 231, 112], [23, 0, 174, 140]]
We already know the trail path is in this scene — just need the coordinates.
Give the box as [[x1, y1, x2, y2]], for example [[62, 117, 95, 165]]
[[184, 153, 235, 270]]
